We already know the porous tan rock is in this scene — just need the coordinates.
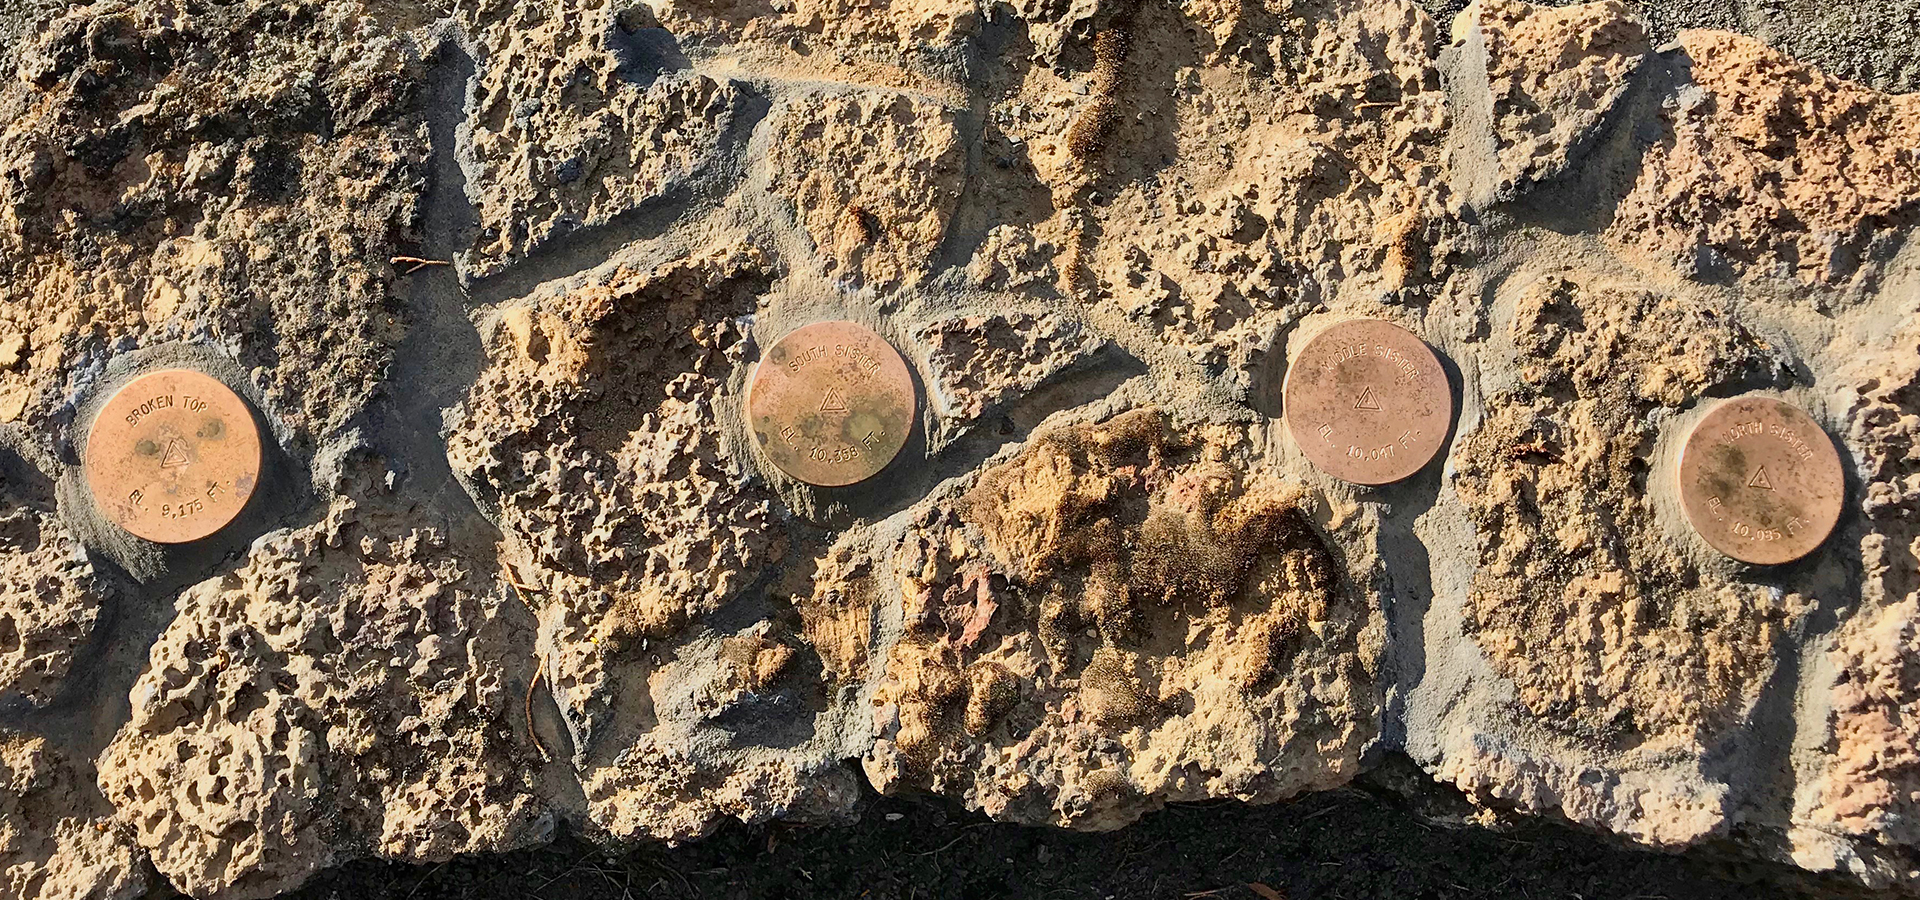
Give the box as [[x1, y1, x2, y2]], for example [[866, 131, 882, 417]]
[[97, 465, 549, 900], [1431, 735, 1732, 847], [1463, 0, 1651, 195], [0, 0, 1916, 895], [1455, 271, 1803, 753], [854, 410, 1383, 829], [1608, 30, 1920, 289], [1061, 0, 1458, 377], [0, 0, 427, 448], [763, 89, 967, 290], [0, 731, 145, 900], [1795, 314, 1920, 883], [0, 449, 104, 707], [917, 311, 1108, 424], [642, 0, 980, 67], [447, 247, 783, 650], [457, 0, 751, 278], [446, 244, 858, 842]]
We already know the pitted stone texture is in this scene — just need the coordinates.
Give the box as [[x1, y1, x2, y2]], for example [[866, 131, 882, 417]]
[[0, 452, 104, 707], [573, 626, 861, 842], [0, 0, 1916, 895], [1449, 272, 1806, 840], [458, 0, 749, 279], [1816, 598, 1920, 847], [917, 312, 1108, 423], [764, 90, 966, 291], [97, 465, 548, 900], [1466, 0, 1651, 196], [638, 0, 979, 70], [0, 732, 146, 900], [1607, 30, 1920, 290], [1431, 735, 1730, 848], [1799, 318, 1920, 876], [446, 246, 849, 841], [446, 245, 781, 667], [1061, 0, 1458, 380], [0, 1, 426, 448], [854, 410, 1383, 830]]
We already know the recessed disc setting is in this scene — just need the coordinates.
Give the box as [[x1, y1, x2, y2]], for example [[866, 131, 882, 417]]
[[1283, 318, 1454, 485], [85, 369, 262, 544], [1678, 396, 1843, 565], [747, 321, 916, 487]]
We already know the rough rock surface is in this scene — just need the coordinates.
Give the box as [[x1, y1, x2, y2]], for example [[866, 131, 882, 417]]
[[1455, 271, 1797, 751], [0, 0, 1915, 897], [98, 463, 549, 900], [0, 445, 105, 707], [445, 245, 858, 843], [0, 731, 145, 900], [1440, 270, 1806, 847], [763, 89, 967, 291], [0, 0, 427, 451], [1607, 29, 1920, 290], [1796, 312, 1920, 886], [1464, 0, 1652, 196], [457, 0, 752, 279], [857, 410, 1382, 828], [917, 311, 1108, 424]]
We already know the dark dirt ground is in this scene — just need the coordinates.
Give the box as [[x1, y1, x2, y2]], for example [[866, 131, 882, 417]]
[[150, 758, 1887, 900]]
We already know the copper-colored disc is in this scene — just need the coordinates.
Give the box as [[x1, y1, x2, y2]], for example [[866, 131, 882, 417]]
[[747, 321, 916, 487], [1282, 319, 1453, 485], [84, 369, 262, 544], [1678, 396, 1843, 565]]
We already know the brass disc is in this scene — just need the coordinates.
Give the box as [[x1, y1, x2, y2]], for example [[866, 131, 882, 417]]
[[1678, 396, 1844, 565], [747, 321, 916, 487], [1282, 319, 1454, 485], [84, 369, 262, 544]]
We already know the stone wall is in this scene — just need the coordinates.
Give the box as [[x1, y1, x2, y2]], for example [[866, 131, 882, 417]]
[[0, 0, 1915, 897]]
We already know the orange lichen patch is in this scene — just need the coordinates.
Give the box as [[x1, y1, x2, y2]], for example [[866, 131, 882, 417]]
[[719, 634, 798, 694]]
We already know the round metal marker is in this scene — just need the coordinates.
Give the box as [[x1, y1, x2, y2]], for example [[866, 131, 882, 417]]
[[1282, 318, 1453, 485], [747, 321, 915, 487], [85, 369, 261, 544], [1678, 396, 1843, 565]]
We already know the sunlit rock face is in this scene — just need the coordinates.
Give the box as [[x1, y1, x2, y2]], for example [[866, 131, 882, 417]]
[[0, 0, 1915, 897]]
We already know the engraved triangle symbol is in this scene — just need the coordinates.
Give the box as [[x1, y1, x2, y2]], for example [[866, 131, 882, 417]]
[[1747, 466, 1774, 490], [1353, 386, 1382, 411], [819, 387, 849, 413], [159, 438, 191, 469]]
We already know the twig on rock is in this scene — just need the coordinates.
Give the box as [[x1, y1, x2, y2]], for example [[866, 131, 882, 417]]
[[526, 649, 551, 761], [390, 255, 452, 275]]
